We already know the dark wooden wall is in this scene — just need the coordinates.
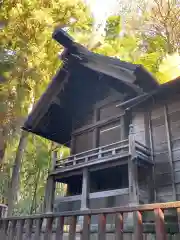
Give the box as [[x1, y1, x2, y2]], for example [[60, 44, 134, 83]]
[[148, 95, 180, 202], [71, 89, 126, 154], [69, 77, 180, 204], [131, 93, 180, 203]]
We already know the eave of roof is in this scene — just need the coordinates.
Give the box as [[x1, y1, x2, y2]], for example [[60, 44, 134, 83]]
[[22, 28, 161, 144]]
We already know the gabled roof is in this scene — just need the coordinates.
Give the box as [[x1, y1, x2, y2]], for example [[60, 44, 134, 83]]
[[22, 28, 159, 144], [52, 29, 158, 93]]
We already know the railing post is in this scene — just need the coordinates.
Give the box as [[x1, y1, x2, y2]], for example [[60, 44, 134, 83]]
[[154, 208, 167, 240], [129, 124, 136, 157]]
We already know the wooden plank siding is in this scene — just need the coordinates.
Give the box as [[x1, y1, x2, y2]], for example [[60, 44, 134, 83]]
[[141, 94, 180, 203]]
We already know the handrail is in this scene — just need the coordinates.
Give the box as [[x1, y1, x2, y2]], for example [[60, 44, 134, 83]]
[[1, 201, 180, 238], [56, 139, 129, 163], [55, 140, 129, 168], [56, 144, 129, 166], [2, 201, 180, 220]]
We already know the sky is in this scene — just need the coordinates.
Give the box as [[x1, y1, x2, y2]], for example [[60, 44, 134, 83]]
[[85, 0, 120, 31]]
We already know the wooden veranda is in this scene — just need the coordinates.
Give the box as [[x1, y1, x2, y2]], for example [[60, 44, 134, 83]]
[[1, 201, 180, 239]]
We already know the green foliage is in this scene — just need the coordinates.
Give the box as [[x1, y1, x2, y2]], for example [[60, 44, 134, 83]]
[[0, 0, 91, 214], [0, 0, 179, 215], [105, 16, 121, 40]]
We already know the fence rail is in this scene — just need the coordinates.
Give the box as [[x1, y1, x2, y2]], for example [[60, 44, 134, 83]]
[[1, 201, 180, 239]]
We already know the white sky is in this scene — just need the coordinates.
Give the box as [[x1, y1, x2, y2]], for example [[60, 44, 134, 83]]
[[85, 0, 120, 30]]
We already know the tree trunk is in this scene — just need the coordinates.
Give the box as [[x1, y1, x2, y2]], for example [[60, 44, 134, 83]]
[[0, 127, 7, 166], [7, 130, 28, 216], [30, 168, 40, 214]]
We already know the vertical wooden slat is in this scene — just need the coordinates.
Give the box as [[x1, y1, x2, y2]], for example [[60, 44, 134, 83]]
[[164, 105, 176, 200], [148, 110, 156, 202], [24, 219, 33, 240], [68, 216, 77, 240], [154, 208, 167, 240], [9, 220, 17, 240], [98, 214, 106, 240], [55, 216, 64, 240], [93, 108, 98, 148], [115, 213, 123, 240], [81, 215, 91, 240], [16, 219, 25, 240], [0, 220, 8, 240], [177, 208, 180, 235], [44, 217, 54, 240], [34, 218, 43, 240], [133, 211, 143, 240]]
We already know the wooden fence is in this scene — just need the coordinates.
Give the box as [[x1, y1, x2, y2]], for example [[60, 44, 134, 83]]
[[1, 201, 180, 240]]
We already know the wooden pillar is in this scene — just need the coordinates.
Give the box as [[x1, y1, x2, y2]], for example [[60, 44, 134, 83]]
[[93, 109, 98, 148], [128, 124, 139, 204], [164, 105, 176, 200], [51, 149, 57, 171], [148, 110, 156, 202], [120, 115, 125, 140], [70, 135, 76, 155], [81, 168, 89, 210], [44, 176, 56, 213]]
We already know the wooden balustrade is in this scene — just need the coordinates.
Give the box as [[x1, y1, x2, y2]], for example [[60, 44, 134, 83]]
[[1, 201, 180, 239], [53, 139, 152, 172]]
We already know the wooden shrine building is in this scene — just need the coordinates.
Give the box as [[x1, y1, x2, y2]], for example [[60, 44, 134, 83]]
[[23, 28, 180, 227]]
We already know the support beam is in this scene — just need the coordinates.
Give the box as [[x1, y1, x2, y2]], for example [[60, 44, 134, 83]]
[[81, 168, 89, 210], [44, 176, 56, 213], [148, 110, 156, 202], [164, 105, 176, 200], [92, 109, 98, 148], [128, 125, 139, 204], [51, 148, 57, 171]]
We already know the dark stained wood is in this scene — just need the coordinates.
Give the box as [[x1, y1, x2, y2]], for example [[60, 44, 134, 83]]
[[154, 208, 167, 240], [115, 213, 123, 240], [92, 108, 99, 148], [133, 211, 143, 240], [16, 219, 25, 240], [0, 220, 8, 239], [148, 109, 156, 201], [44, 176, 55, 213], [70, 135, 76, 155], [28, 67, 70, 130], [81, 168, 89, 210], [94, 94, 123, 112], [34, 218, 43, 240], [24, 219, 33, 240], [164, 105, 176, 200], [98, 214, 106, 240], [128, 125, 139, 205], [2, 201, 180, 221], [55, 216, 64, 240], [72, 113, 124, 136], [177, 208, 180, 233], [44, 217, 54, 240], [81, 215, 91, 240], [68, 216, 77, 240], [8, 219, 17, 240]]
